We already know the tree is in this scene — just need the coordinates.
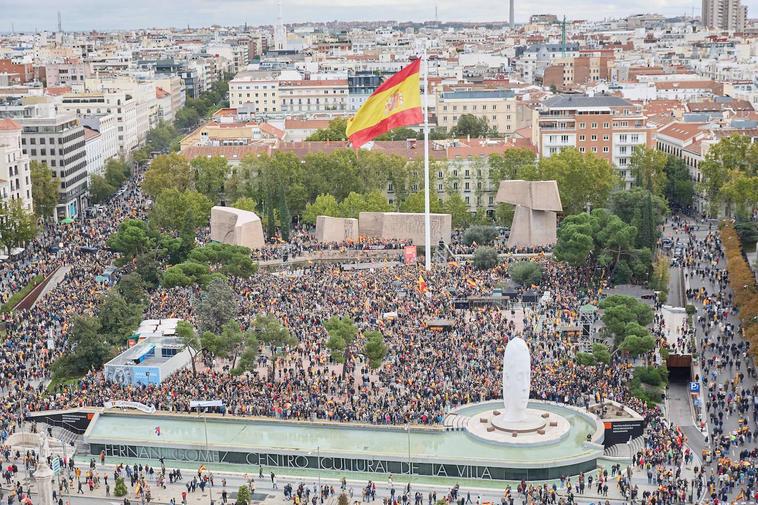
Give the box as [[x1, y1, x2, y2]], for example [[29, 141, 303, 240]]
[[375, 127, 419, 141], [303, 194, 340, 225], [192, 156, 229, 203], [599, 294, 653, 342], [609, 188, 668, 249], [253, 313, 296, 378], [555, 209, 651, 284], [400, 191, 443, 213], [443, 193, 472, 228], [663, 156, 694, 211], [52, 316, 112, 379], [553, 213, 595, 266], [489, 149, 538, 183], [196, 278, 238, 334], [306, 118, 348, 141], [188, 243, 258, 278], [146, 120, 178, 153], [278, 186, 292, 241], [462, 225, 497, 246], [176, 321, 202, 376], [98, 290, 143, 345], [89, 174, 115, 204], [104, 158, 129, 189], [324, 316, 357, 364], [117, 272, 147, 306], [231, 197, 257, 212], [30, 161, 58, 220], [509, 261, 542, 285], [236, 485, 252, 505], [494, 203, 515, 227], [537, 149, 618, 215], [175, 107, 201, 130], [630, 146, 667, 194], [451, 114, 495, 138], [151, 189, 212, 232], [472, 246, 499, 270], [619, 323, 656, 357], [0, 199, 36, 253], [337, 191, 392, 219], [114, 478, 128, 497], [719, 170, 758, 220], [363, 330, 387, 369], [649, 254, 670, 296], [699, 135, 758, 216], [107, 219, 153, 262], [142, 153, 192, 198], [592, 343, 611, 365]]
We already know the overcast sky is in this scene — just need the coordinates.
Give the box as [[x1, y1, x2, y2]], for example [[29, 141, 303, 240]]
[[3, 0, 730, 32]]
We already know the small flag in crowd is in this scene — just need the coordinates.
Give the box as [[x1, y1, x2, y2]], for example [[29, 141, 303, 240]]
[[417, 275, 428, 294], [154, 426, 161, 436]]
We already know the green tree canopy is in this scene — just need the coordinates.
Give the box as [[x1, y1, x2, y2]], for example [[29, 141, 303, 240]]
[[509, 261, 543, 285], [303, 194, 340, 225], [463, 225, 498, 246], [698, 135, 758, 216], [306, 117, 348, 141], [473, 246, 499, 270], [143, 153, 192, 198], [630, 146, 667, 194], [191, 156, 229, 203], [663, 156, 694, 211], [30, 161, 59, 220], [196, 278, 238, 334], [451, 114, 496, 138], [489, 148, 538, 183]]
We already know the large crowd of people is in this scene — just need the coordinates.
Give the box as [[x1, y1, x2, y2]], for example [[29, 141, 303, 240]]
[[0, 163, 752, 505]]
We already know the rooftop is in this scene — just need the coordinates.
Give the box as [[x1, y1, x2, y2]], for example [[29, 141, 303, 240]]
[[440, 89, 515, 100], [657, 122, 705, 141], [542, 94, 632, 108], [0, 118, 21, 131]]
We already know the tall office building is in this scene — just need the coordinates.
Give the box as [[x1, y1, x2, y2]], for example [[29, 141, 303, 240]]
[[702, 0, 747, 31]]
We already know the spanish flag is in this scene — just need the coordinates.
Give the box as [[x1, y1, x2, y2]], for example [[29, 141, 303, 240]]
[[346, 59, 422, 148], [417, 275, 428, 294]]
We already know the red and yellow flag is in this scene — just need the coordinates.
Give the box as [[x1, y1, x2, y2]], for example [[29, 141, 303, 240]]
[[417, 275, 428, 294], [346, 59, 422, 148]]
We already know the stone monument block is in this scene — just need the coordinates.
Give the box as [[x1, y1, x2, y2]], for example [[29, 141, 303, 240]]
[[358, 212, 452, 246], [315, 216, 359, 243], [210, 206, 265, 250], [495, 180, 562, 248]]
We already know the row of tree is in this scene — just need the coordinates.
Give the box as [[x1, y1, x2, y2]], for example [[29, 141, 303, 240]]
[[305, 115, 498, 142]]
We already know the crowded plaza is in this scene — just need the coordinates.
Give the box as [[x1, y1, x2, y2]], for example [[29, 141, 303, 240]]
[[0, 159, 753, 505]]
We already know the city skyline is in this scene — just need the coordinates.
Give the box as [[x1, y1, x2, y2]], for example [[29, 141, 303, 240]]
[[4, 0, 707, 32]]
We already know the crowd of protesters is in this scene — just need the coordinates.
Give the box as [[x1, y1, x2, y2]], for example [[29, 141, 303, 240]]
[[0, 163, 752, 505]]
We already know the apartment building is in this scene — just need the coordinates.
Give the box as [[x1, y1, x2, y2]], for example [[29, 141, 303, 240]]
[[80, 114, 119, 173], [533, 95, 649, 187], [58, 91, 138, 154], [543, 50, 615, 92], [18, 114, 87, 219], [45, 62, 91, 87], [702, 0, 747, 31], [437, 90, 519, 134], [279, 79, 348, 113], [348, 72, 383, 112], [0, 119, 33, 211], [229, 72, 279, 114], [153, 76, 186, 122]]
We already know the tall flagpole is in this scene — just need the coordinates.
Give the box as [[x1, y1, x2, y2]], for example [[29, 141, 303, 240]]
[[422, 48, 432, 272]]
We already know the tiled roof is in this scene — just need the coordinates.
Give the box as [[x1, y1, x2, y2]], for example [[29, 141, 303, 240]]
[[284, 118, 332, 129], [181, 145, 272, 160], [657, 122, 705, 141], [0, 118, 21, 131]]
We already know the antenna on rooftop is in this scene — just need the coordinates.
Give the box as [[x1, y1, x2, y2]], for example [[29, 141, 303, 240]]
[[435, 3, 438, 22], [57, 11, 62, 33], [561, 16, 567, 56]]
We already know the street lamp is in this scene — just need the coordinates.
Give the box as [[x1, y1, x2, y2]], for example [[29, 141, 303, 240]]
[[406, 424, 412, 486], [196, 407, 215, 505]]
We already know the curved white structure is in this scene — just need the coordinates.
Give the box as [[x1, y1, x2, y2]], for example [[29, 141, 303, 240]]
[[501, 336, 531, 423]]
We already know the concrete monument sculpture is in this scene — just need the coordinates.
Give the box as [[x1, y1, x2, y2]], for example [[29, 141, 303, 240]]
[[495, 180, 562, 249], [358, 212, 452, 246], [210, 206, 265, 250], [315, 216, 359, 243]]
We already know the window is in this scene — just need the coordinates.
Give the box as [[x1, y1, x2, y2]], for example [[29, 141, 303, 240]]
[[464, 182, 470, 190], [603, 122, 609, 128], [437, 171, 443, 178], [603, 135, 609, 141], [591, 122, 597, 129], [619, 134, 627, 143], [579, 147, 585, 153], [603, 146, 609, 153], [631, 134, 640, 143], [492, 116, 496, 120], [591, 135, 597, 141], [561, 135, 569, 143], [579, 135, 585, 141], [591, 147, 597, 153], [579, 122, 585, 128]]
